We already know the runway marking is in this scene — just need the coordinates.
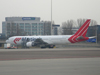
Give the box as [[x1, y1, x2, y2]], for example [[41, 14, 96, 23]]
[[0, 48, 100, 52], [0, 56, 100, 61]]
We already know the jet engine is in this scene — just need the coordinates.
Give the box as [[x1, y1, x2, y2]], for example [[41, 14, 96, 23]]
[[26, 42, 34, 47]]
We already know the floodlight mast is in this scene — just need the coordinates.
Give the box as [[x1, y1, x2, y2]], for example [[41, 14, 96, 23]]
[[51, 0, 52, 35]]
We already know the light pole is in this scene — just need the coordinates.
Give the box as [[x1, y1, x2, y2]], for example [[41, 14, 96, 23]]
[[51, 0, 52, 35], [96, 25, 98, 44]]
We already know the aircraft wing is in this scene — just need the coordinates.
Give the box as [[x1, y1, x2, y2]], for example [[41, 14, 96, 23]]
[[88, 36, 96, 39], [34, 38, 48, 45]]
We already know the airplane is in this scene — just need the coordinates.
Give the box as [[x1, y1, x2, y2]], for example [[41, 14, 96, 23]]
[[6, 19, 92, 48]]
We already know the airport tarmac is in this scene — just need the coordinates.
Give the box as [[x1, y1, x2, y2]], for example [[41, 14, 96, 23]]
[[0, 58, 100, 75], [0, 47, 100, 51], [0, 48, 100, 60], [0, 48, 100, 75]]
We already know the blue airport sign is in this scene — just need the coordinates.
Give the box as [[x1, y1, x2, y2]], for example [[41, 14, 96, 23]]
[[91, 39, 96, 42], [22, 17, 35, 20], [86, 39, 91, 42], [86, 38, 96, 43]]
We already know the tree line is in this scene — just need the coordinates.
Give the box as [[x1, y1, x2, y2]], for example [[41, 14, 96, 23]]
[[59, 18, 97, 35]]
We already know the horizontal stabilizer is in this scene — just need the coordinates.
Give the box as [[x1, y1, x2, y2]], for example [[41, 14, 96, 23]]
[[76, 36, 85, 40], [88, 36, 96, 39]]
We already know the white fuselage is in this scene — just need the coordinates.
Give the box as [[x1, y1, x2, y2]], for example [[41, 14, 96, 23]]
[[6, 35, 72, 45]]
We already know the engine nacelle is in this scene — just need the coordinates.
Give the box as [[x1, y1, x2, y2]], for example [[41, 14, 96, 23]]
[[26, 42, 34, 47]]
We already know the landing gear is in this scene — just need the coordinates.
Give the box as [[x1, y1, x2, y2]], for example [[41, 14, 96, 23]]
[[48, 45, 55, 48], [40, 45, 55, 48], [41, 46, 46, 48], [40, 45, 47, 48]]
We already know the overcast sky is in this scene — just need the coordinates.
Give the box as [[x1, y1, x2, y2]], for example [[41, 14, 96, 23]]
[[0, 0, 100, 33]]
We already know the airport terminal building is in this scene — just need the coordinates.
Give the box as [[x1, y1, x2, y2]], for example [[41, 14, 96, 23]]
[[2, 17, 45, 37]]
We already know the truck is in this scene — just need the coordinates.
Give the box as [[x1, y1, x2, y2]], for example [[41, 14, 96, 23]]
[[4, 43, 17, 49]]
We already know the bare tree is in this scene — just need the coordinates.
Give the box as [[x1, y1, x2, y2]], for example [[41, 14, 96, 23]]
[[44, 21, 51, 35], [77, 18, 97, 27], [43, 21, 55, 35], [58, 27, 63, 35], [62, 20, 74, 35], [90, 20, 97, 26], [77, 19, 86, 28]]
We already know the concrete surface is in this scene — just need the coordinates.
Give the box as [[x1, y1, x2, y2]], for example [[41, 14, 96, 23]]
[[0, 58, 100, 75]]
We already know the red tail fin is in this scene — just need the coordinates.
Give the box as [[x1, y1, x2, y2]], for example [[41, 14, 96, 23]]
[[74, 19, 91, 37], [68, 19, 91, 43]]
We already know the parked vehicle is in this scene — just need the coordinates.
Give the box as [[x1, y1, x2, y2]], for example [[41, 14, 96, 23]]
[[4, 43, 17, 49]]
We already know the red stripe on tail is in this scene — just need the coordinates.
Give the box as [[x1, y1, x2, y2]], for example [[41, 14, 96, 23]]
[[68, 19, 91, 43], [74, 19, 90, 37]]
